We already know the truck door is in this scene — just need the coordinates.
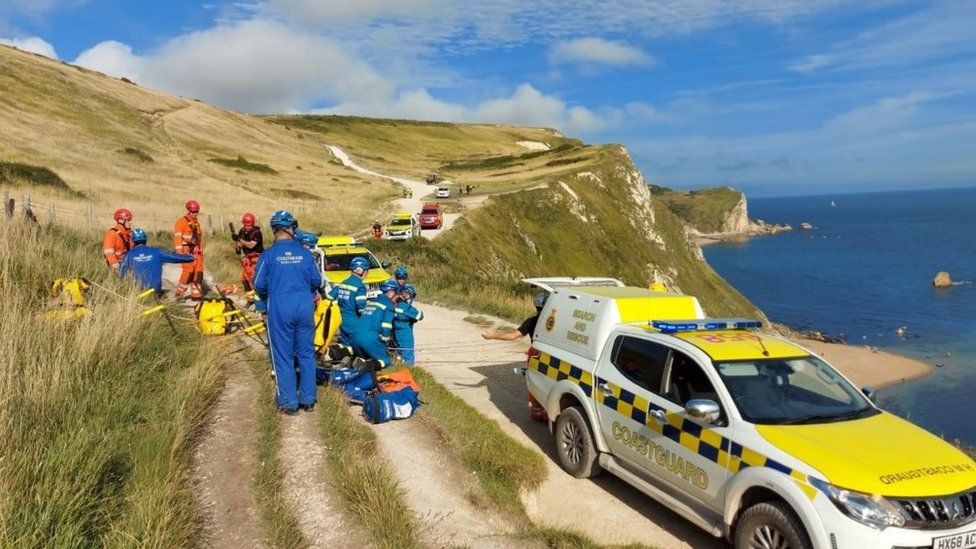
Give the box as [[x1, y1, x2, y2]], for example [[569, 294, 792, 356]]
[[593, 336, 729, 509]]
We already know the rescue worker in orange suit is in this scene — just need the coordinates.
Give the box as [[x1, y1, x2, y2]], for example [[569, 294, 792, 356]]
[[173, 200, 205, 299], [103, 208, 134, 275], [233, 213, 264, 294]]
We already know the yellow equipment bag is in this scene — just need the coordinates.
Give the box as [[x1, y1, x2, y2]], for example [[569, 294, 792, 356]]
[[314, 299, 341, 354], [43, 278, 91, 320], [194, 297, 236, 336]]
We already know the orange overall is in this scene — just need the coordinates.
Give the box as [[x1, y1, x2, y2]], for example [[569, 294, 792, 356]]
[[237, 226, 263, 292], [102, 224, 131, 273], [173, 215, 204, 297]]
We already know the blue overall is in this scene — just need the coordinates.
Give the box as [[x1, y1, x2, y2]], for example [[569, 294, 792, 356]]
[[119, 244, 194, 294], [328, 275, 367, 346], [254, 239, 322, 411], [351, 293, 396, 368], [393, 301, 423, 365]]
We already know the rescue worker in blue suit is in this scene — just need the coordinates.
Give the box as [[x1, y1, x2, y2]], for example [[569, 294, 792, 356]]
[[392, 283, 423, 366], [394, 265, 408, 292], [351, 279, 398, 370], [328, 256, 369, 346], [119, 228, 194, 295], [254, 211, 322, 414], [297, 230, 325, 280]]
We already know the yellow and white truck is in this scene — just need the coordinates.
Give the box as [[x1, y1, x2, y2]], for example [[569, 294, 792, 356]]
[[520, 277, 976, 549]]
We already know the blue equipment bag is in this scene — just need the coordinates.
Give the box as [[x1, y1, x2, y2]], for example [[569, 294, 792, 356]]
[[315, 366, 331, 384], [330, 368, 375, 402], [363, 387, 420, 424]]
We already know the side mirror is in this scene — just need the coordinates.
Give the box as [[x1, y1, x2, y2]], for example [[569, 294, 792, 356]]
[[381, 261, 392, 269], [685, 399, 721, 424], [513, 366, 526, 376], [861, 386, 877, 403]]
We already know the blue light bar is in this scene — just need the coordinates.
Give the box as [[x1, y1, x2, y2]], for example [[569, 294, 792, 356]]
[[651, 318, 763, 334]]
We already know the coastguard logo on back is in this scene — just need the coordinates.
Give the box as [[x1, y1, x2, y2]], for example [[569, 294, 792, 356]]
[[545, 308, 557, 332]]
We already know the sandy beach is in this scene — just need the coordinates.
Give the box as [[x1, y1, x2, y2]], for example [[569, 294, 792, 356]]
[[788, 336, 933, 389]]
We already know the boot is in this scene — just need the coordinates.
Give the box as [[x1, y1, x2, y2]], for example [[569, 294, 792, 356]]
[[175, 285, 188, 298], [190, 283, 203, 300]]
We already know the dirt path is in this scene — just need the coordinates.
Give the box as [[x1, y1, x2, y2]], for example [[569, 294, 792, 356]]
[[412, 302, 727, 549], [325, 145, 460, 238], [193, 343, 265, 548], [369, 417, 516, 548]]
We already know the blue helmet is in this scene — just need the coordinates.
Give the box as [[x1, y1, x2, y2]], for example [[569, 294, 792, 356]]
[[131, 228, 147, 244], [394, 266, 408, 280], [380, 279, 399, 293], [350, 256, 369, 274], [402, 283, 416, 298], [269, 210, 297, 230], [299, 231, 318, 249]]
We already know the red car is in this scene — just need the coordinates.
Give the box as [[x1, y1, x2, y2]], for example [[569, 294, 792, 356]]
[[419, 203, 443, 229]]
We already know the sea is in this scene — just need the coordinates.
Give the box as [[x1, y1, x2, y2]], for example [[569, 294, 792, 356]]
[[702, 186, 976, 446]]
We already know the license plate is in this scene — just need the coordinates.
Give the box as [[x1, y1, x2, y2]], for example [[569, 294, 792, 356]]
[[934, 530, 976, 549]]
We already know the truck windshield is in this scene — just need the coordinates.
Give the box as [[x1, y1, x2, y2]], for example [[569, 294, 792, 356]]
[[421, 209, 438, 215], [389, 219, 411, 227], [714, 356, 878, 425], [323, 253, 381, 271]]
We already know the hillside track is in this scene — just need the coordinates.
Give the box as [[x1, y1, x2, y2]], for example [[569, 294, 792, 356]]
[[413, 302, 727, 549], [325, 145, 461, 238]]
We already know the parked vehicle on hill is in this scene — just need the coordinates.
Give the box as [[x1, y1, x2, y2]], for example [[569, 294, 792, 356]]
[[385, 213, 420, 240], [419, 203, 443, 229], [435, 187, 451, 199], [519, 277, 976, 549]]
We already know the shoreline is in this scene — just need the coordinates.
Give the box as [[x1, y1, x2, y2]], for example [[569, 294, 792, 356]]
[[787, 335, 933, 390]]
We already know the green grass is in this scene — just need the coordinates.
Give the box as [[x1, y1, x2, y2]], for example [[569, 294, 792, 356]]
[[518, 527, 654, 549], [412, 367, 547, 519], [652, 186, 743, 234], [251, 351, 308, 549], [208, 155, 278, 174], [117, 147, 154, 162], [0, 161, 81, 196], [317, 386, 419, 549], [0, 221, 222, 546]]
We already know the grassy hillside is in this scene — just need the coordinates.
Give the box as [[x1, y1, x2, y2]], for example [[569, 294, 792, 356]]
[[371, 146, 760, 320], [651, 185, 745, 234], [0, 45, 396, 234], [0, 219, 223, 546]]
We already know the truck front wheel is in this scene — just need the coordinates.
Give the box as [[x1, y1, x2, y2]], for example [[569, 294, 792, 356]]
[[734, 501, 812, 549], [554, 407, 602, 478]]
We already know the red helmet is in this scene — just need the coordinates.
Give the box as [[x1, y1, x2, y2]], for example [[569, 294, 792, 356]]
[[185, 200, 200, 213], [114, 208, 133, 222], [242, 213, 255, 227]]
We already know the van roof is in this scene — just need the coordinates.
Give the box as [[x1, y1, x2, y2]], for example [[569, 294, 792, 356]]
[[670, 330, 809, 361], [318, 235, 357, 247], [323, 245, 369, 255], [393, 212, 413, 219], [557, 286, 702, 324]]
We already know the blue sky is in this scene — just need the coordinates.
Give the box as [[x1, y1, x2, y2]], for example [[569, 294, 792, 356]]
[[2, 0, 975, 196]]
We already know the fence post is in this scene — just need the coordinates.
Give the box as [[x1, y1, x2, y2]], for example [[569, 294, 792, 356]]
[[86, 203, 93, 226], [3, 192, 10, 218], [22, 194, 30, 219], [49, 203, 56, 224], [207, 214, 213, 236]]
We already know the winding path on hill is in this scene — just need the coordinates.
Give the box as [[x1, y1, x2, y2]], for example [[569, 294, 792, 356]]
[[325, 145, 460, 238]]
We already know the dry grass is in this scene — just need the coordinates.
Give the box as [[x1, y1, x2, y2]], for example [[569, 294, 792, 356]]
[[0, 45, 398, 236], [0, 219, 222, 546]]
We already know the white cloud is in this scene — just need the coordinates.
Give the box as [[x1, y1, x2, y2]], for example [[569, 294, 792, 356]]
[[823, 92, 935, 134], [264, 0, 449, 21], [74, 20, 392, 113], [790, 1, 976, 73], [0, 36, 57, 58], [549, 37, 654, 67]]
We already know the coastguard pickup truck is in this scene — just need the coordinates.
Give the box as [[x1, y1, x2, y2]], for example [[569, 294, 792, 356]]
[[520, 277, 976, 549]]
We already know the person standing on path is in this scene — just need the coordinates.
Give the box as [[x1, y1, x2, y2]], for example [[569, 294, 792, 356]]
[[254, 210, 322, 414], [173, 200, 205, 299], [119, 228, 194, 295], [481, 291, 550, 420], [234, 212, 263, 295], [392, 283, 423, 366], [103, 208, 133, 275]]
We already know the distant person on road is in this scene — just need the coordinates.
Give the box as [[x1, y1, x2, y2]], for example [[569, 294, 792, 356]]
[[254, 210, 322, 414], [372, 219, 383, 239], [481, 291, 549, 421], [119, 228, 194, 295], [103, 208, 134, 275]]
